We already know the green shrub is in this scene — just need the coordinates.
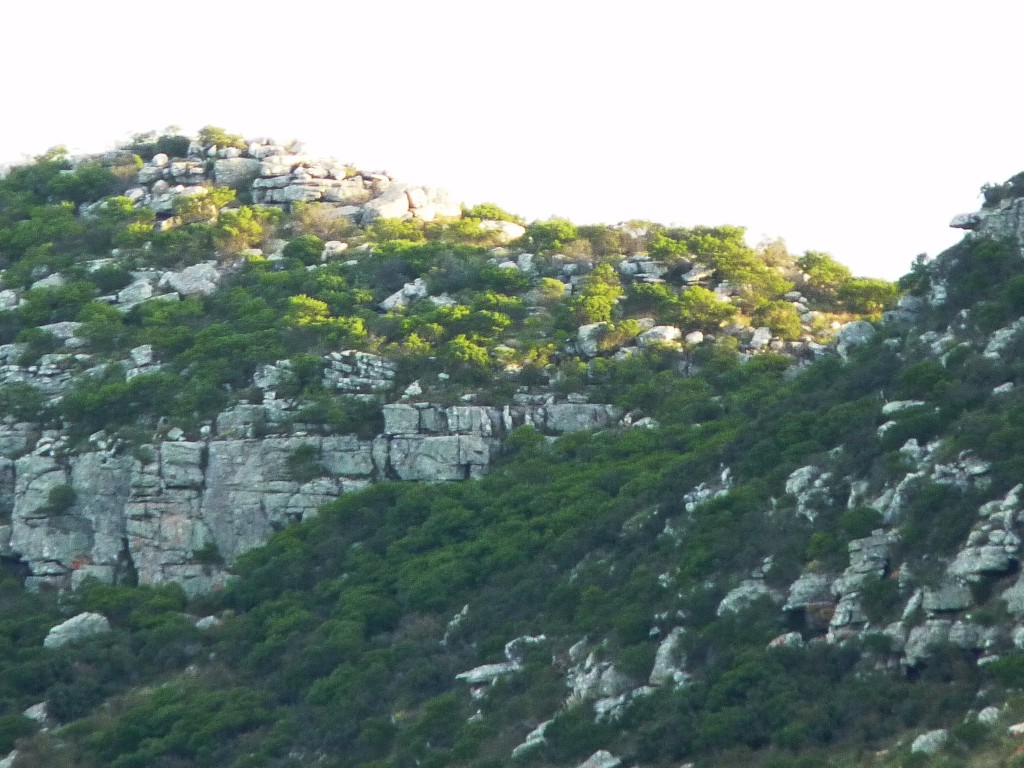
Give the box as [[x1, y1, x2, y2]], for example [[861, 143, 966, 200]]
[[15, 327, 61, 366], [462, 202, 525, 225], [286, 444, 327, 483], [43, 484, 76, 515], [283, 234, 324, 266], [839, 507, 883, 539], [753, 300, 803, 341], [197, 125, 247, 150], [0, 382, 46, 422]]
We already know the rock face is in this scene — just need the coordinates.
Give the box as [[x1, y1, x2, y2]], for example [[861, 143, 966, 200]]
[[43, 612, 111, 648], [0, 362, 628, 593]]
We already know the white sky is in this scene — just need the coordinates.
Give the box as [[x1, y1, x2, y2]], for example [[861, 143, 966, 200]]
[[2, 0, 1022, 279]]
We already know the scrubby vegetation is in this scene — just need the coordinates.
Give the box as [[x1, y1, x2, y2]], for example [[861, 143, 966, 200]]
[[4, 131, 1024, 768]]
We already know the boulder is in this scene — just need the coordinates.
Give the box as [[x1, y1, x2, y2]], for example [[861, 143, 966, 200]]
[[748, 326, 772, 349], [575, 751, 621, 768], [213, 158, 261, 189], [379, 278, 428, 311], [478, 219, 526, 243], [978, 705, 1001, 725], [44, 612, 111, 648], [637, 326, 682, 347], [717, 579, 782, 615], [544, 404, 623, 433], [784, 572, 835, 610], [836, 320, 875, 358], [649, 627, 690, 687], [510, 719, 552, 758], [911, 729, 948, 755], [923, 580, 972, 612], [577, 323, 609, 358], [360, 184, 411, 224], [455, 661, 520, 685], [161, 263, 220, 297]]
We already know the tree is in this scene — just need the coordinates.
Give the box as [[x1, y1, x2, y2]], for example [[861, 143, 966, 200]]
[[568, 263, 623, 324], [527, 217, 578, 251], [172, 186, 236, 224], [838, 278, 898, 316], [752, 300, 802, 341], [797, 250, 852, 300], [673, 286, 737, 330], [197, 126, 246, 150]]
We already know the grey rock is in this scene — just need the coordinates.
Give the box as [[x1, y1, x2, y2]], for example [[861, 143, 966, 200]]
[[649, 627, 690, 687], [575, 750, 621, 768], [22, 701, 47, 724], [360, 183, 411, 224], [836, 320, 875, 358], [379, 278, 428, 311], [923, 580, 973, 612], [161, 263, 220, 297], [949, 545, 1016, 578], [577, 323, 609, 358], [455, 661, 520, 685], [717, 579, 782, 616], [784, 572, 835, 610], [905, 620, 952, 666], [195, 615, 222, 630], [984, 318, 1024, 360], [213, 158, 261, 189], [768, 631, 806, 648], [388, 436, 488, 481], [30, 273, 66, 291], [510, 719, 552, 758], [978, 705, 1001, 725], [383, 404, 420, 436], [43, 612, 111, 648], [950, 212, 982, 229], [785, 465, 832, 522], [545, 404, 623, 433], [911, 729, 947, 755], [748, 326, 773, 349], [478, 219, 526, 243], [637, 326, 682, 347], [566, 654, 630, 705], [129, 344, 154, 367]]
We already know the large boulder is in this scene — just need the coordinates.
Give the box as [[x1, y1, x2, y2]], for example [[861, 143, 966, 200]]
[[161, 263, 220, 297], [911, 729, 948, 755], [836, 321, 875, 358], [577, 323, 609, 358], [637, 325, 682, 347], [360, 184, 411, 224], [44, 612, 111, 649], [213, 158, 261, 189]]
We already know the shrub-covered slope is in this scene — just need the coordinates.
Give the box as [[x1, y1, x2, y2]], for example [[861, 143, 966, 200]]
[[7, 130, 1024, 768]]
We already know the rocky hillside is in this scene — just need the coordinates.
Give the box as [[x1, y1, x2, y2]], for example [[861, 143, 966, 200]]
[[9, 128, 1024, 768], [0, 128, 890, 601]]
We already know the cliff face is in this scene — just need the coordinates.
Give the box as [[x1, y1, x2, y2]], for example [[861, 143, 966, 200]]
[[0, 371, 631, 594]]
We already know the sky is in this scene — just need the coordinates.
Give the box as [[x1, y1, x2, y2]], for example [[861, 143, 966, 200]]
[[2, 1, 1023, 280]]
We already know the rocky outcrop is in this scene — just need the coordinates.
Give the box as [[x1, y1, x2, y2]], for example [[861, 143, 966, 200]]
[[0, 361, 629, 592]]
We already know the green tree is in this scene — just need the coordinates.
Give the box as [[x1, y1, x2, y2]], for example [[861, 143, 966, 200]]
[[838, 278, 898, 316], [797, 250, 852, 300], [528, 217, 578, 251], [568, 263, 623, 324]]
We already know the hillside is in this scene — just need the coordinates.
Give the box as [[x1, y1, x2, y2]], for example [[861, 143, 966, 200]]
[[0, 128, 1021, 768]]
